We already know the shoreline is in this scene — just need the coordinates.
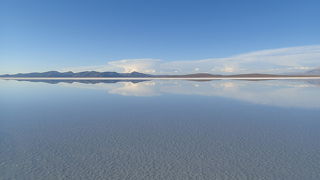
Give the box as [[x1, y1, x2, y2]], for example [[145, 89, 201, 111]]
[[1, 77, 320, 80]]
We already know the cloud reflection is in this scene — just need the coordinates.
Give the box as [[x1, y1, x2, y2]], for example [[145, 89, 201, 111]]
[[57, 80, 320, 109]]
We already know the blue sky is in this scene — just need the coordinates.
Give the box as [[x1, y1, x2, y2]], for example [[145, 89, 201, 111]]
[[1, 0, 320, 74]]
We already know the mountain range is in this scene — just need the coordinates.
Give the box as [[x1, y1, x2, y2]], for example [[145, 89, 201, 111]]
[[1, 70, 320, 78], [0, 71, 151, 78], [305, 68, 320, 75]]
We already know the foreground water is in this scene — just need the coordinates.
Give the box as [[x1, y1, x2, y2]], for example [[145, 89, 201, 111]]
[[0, 79, 320, 179]]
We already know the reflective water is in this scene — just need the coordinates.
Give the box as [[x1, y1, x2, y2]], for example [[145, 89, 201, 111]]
[[1, 79, 320, 179]]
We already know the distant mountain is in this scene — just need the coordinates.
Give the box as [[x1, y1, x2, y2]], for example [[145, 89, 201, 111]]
[[305, 68, 320, 75], [0, 71, 152, 78], [1, 71, 320, 78], [161, 73, 299, 78]]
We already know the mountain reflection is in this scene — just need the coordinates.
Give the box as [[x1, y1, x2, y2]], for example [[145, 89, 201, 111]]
[[12, 79, 320, 108], [16, 79, 148, 84]]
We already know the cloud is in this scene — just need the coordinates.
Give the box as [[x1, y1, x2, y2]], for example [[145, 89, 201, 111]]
[[62, 59, 160, 74], [63, 45, 320, 74], [221, 66, 235, 73], [107, 59, 160, 73]]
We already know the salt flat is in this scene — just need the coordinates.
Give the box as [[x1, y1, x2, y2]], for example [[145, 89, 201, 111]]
[[1, 79, 320, 180]]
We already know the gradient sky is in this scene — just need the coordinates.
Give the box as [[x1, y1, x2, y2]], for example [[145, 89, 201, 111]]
[[1, 0, 320, 74]]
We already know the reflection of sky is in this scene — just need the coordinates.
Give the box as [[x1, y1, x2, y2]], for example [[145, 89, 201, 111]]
[[55, 80, 320, 109]]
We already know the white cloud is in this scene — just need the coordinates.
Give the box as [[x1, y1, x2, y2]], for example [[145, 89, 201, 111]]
[[107, 59, 160, 73], [63, 45, 320, 74], [221, 66, 235, 73]]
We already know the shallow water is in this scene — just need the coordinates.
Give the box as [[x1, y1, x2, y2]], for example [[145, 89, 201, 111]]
[[1, 79, 320, 179]]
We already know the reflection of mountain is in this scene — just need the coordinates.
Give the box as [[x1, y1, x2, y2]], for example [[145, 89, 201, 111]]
[[16, 79, 148, 84], [57, 80, 320, 108], [8, 79, 320, 108], [2, 70, 320, 78], [305, 79, 320, 86], [57, 80, 159, 96], [0, 71, 151, 77]]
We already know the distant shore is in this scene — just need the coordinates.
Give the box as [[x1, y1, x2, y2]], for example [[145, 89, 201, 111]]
[[1, 76, 320, 80]]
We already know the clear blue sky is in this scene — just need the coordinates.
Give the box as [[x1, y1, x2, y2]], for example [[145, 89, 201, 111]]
[[1, 0, 320, 74]]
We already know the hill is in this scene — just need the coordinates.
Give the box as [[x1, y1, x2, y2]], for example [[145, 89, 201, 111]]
[[0, 71, 152, 78]]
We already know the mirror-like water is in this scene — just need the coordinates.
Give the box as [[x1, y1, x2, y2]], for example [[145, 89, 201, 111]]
[[1, 79, 320, 179]]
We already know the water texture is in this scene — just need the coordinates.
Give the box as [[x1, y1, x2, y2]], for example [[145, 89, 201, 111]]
[[0, 79, 320, 180]]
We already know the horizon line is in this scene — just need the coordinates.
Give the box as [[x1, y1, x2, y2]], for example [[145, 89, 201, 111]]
[[2, 76, 320, 80]]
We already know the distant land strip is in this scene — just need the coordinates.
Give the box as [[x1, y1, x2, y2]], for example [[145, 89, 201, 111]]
[[1, 71, 320, 80], [2, 77, 320, 80]]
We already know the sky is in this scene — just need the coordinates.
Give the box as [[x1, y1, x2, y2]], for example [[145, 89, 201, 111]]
[[1, 0, 320, 74]]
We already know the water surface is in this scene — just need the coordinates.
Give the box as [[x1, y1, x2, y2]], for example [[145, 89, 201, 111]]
[[1, 79, 320, 179]]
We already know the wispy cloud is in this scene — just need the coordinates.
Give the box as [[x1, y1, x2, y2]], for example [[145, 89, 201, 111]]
[[62, 45, 320, 74]]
